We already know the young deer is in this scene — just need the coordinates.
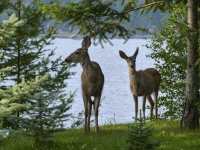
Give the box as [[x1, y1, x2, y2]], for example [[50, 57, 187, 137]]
[[119, 47, 161, 120], [65, 37, 104, 133]]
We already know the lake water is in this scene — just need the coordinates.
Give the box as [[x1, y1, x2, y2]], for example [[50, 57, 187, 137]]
[[52, 38, 156, 126]]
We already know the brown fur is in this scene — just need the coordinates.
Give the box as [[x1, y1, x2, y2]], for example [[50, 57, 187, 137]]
[[81, 61, 104, 97], [119, 47, 161, 120], [65, 37, 104, 132]]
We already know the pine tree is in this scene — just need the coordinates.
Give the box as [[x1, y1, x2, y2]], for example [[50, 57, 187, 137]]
[[0, 68, 48, 118], [20, 54, 73, 147], [0, 0, 74, 144], [0, 0, 53, 127], [0, 4, 48, 127], [41, 0, 134, 43], [127, 111, 159, 150], [0, 65, 48, 119]]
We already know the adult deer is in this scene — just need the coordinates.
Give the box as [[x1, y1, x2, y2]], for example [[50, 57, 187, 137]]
[[65, 36, 104, 133], [119, 47, 161, 120]]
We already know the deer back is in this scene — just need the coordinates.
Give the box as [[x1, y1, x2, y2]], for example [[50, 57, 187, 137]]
[[81, 61, 104, 97], [130, 68, 160, 96]]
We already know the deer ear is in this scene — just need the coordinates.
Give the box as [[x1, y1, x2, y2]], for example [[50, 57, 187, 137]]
[[119, 50, 128, 60], [81, 36, 91, 50], [133, 47, 139, 58]]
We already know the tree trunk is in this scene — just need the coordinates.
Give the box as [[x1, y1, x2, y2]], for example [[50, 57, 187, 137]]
[[181, 0, 199, 129], [17, 0, 21, 84], [16, 0, 22, 120]]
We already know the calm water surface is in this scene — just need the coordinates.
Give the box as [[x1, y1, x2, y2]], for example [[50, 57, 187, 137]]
[[52, 38, 156, 126]]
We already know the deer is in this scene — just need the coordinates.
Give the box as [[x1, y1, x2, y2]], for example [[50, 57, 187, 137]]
[[65, 36, 104, 133], [119, 47, 161, 120]]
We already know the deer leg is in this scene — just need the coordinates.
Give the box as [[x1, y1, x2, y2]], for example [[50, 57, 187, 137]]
[[87, 98, 92, 132], [143, 95, 146, 120], [133, 96, 138, 121], [83, 94, 89, 133], [84, 105, 88, 132], [154, 90, 159, 119], [94, 96, 101, 133], [147, 95, 154, 119]]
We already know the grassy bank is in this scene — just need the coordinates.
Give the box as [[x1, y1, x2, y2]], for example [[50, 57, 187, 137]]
[[1, 120, 200, 150]]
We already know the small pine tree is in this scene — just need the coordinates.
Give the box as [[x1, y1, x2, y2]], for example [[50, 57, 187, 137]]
[[0, 0, 57, 128], [20, 54, 74, 147], [0, 9, 48, 124], [127, 111, 159, 150]]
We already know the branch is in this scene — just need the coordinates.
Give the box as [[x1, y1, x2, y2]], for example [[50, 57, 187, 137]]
[[125, 1, 165, 13]]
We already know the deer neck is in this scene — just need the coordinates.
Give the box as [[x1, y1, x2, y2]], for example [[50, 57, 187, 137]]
[[81, 53, 92, 69], [128, 67, 137, 81]]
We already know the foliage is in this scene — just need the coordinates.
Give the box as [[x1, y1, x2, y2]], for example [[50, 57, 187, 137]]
[[0, 72, 48, 118], [127, 114, 159, 150], [0, 0, 74, 146], [0, 0, 55, 85], [0, 0, 10, 13], [0, 14, 24, 48], [142, 0, 200, 129], [70, 112, 84, 129], [141, 0, 187, 12], [0, 2, 49, 122], [41, 0, 136, 43], [147, 4, 187, 118], [20, 55, 74, 146]]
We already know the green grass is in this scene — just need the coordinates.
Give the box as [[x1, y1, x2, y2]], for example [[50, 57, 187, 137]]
[[1, 120, 200, 150]]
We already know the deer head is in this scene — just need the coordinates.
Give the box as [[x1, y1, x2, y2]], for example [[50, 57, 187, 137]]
[[65, 36, 91, 64], [119, 47, 139, 70]]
